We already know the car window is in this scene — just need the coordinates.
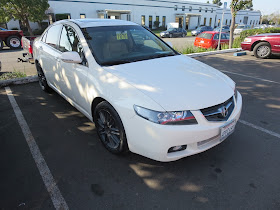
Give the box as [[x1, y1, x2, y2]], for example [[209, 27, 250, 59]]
[[84, 25, 177, 66], [198, 33, 213, 39], [221, 34, 227, 39], [225, 33, 230, 39], [41, 31, 48, 43], [59, 25, 87, 66], [45, 25, 62, 49], [213, 34, 219, 40]]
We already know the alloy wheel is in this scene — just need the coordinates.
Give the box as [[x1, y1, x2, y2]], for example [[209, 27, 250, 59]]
[[257, 45, 270, 58]]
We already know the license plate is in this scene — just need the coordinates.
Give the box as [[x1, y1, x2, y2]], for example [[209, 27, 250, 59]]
[[220, 120, 236, 142], [200, 40, 204, 43]]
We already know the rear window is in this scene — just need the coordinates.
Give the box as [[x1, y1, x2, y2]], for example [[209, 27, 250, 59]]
[[198, 33, 213, 39]]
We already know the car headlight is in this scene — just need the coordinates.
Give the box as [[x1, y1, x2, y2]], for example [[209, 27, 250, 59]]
[[134, 105, 197, 125], [244, 38, 252, 43]]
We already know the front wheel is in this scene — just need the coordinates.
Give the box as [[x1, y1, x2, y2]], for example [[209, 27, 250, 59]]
[[7, 36, 21, 49], [94, 101, 128, 154], [0, 38, 3, 50], [253, 42, 271, 59]]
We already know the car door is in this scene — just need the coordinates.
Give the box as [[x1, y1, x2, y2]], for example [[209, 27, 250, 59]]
[[220, 33, 228, 45], [39, 24, 63, 90], [57, 24, 89, 110]]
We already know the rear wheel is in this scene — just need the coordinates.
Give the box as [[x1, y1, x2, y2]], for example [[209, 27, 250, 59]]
[[0, 38, 3, 50], [7, 36, 21, 49], [182, 33, 186, 37], [169, 34, 173, 38], [94, 101, 128, 154], [253, 42, 271, 59], [36, 63, 52, 93]]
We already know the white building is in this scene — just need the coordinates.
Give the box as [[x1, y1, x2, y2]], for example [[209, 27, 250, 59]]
[[5, 0, 261, 31]]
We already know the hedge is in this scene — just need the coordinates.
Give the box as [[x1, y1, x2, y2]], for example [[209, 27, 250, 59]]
[[240, 27, 280, 40]]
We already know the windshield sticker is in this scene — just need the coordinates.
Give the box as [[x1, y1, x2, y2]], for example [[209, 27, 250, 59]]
[[116, 31, 128, 40]]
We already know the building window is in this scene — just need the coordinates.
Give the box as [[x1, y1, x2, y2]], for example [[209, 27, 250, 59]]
[[80, 14, 86, 19], [218, 19, 221, 26], [250, 20, 252, 25], [162, 16, 166, 28], [174, 5, 178, 11], [209, 18, 212, 26], [149, 16, 153, 28], [225, 19, 227, 25], [156, 16, 159, 22], [211, 8, 213, 13], [199, 7, 202, 12], [127, 14, 131, 21], [230, 19, 232, 25], [240, 20, 242, 23], [141, 15, 145, 25], [205, 8, 208, 13], [189, 6, 192, 11], [204, 17, 206, 25], [55, 13, 71, 21], [182, 6, 185, 11]]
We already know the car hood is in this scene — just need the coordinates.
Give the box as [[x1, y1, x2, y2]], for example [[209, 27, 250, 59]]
[[103, 55, 235, 111]]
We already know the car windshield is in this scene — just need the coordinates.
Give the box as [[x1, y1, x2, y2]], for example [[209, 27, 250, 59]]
[[83, 25, 178, 66], [236, 25, 245, 29], [197, 33, 213, 39], [167, 28, 175, 31], [196, 27, 202, 30]]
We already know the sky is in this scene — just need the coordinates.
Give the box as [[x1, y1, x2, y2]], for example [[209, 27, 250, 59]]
[[188, 0, 280, 15]]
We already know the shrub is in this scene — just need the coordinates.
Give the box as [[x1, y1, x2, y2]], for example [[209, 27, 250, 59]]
[[240, 27, 280, 40], [177, 46, 215, 54], [0, 71, 27, 80], [153, 21, 160, 29]]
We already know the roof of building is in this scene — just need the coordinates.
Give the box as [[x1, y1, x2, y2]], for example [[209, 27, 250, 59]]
[[63, 19, 138, 28]]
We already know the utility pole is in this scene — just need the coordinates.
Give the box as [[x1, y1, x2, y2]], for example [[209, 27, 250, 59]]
[[217, 2, 227, 50]]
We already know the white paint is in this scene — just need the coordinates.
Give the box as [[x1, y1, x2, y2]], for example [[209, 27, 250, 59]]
[[5, 87, 69, 210], [239, 119, 280, 139], [220, 70, 280, 85]]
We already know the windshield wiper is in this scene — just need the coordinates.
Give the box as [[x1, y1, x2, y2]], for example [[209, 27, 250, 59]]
[[101, 60, 133, 66]]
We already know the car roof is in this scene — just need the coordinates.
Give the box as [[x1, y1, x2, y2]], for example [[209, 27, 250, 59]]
[[201, 31, 226, 34], [53, 18, 138, 28]]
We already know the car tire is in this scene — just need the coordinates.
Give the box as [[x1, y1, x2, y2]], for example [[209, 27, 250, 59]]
[[36, 63, 52, 93], [169, 34, 173, 38], [182, 33, 186, 37], [7, 36, 21, 49], [0, 38, 3, 50], [253, 42, 271, 59], [94, 101, 128, 154]]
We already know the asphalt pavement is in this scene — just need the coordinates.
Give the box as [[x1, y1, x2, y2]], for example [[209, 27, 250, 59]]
[[0, 52, 280, 210]]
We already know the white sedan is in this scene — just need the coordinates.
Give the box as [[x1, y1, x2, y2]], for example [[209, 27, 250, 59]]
[[33, 19, 242, 162]]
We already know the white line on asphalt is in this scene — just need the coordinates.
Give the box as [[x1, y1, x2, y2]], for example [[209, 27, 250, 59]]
[[5, 87, 69, 210], [221, 70, 280, 85], [239, 119, 280, 139]]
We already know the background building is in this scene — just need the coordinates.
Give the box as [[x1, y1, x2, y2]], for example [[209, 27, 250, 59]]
[[4, 0, 261, 31]]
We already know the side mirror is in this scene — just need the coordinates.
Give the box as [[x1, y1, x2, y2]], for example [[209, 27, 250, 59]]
[[166, 41, 173, 48], [59, 51, 82, 64]]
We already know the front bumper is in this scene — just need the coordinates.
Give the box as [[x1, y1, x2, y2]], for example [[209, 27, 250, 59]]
[[124, 92, 242, 162], [241, 42, 252, 51]]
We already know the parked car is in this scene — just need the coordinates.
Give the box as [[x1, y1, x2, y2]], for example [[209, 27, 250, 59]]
[[191, 26, 213, 36], [160, 28, 187, 38], [21, 36, 37, 62], [234, 25, 251, 35], [33, 19, 242, 162], [194, 31, 230, 49], [0, 27, 23, 50], [214, 25, 230, 33], [241, 33, 280, 58]]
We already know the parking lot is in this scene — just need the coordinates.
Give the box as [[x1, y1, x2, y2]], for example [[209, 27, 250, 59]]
[[1, 52, 280, 209]]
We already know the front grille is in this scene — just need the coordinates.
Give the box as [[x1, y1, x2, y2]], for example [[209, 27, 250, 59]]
[[201, 97, 235, 121]]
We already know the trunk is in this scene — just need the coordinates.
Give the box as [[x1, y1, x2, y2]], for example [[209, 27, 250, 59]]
[[23, 17, 34, 36], [229, 8, 235, 49]]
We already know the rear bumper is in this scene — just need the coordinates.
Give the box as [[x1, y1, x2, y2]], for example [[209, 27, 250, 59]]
[[241, 42, 252, 51]]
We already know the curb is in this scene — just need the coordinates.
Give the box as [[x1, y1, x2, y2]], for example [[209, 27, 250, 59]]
[[186, 48, 243, 58], [0, 75, 38, 88]]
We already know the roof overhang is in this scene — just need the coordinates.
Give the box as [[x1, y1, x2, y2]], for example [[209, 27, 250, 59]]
[[97, 9, 131, 14]]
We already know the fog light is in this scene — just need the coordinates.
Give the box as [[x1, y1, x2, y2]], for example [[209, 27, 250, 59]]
[[168, 145, 187, 153]]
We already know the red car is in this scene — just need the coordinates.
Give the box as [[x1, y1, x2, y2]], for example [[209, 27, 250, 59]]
[[194, 31, 230, 49], [0, 27, 23, 50], [241, 33, 280, 58]]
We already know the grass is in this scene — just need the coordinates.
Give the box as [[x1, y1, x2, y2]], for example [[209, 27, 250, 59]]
[[0, 71, 27, 80], [176, 46, 215, 54]]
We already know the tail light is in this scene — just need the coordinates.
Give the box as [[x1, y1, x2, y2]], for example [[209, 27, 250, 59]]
[[29, 45, 33, 55]]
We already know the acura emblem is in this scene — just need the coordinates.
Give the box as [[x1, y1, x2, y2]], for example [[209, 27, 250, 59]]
[[219, 106, 228, 118]]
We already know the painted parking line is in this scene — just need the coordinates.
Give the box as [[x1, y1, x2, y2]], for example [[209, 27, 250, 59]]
[[239, 119, 280, 139], [5, 87, 69, 210], [220, 70, 280, 85]]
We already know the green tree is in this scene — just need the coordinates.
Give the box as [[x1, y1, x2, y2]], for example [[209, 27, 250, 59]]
[[0, 0, 49, 35], [213, 0, 223, 7], [229, 0, 253, 48]]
